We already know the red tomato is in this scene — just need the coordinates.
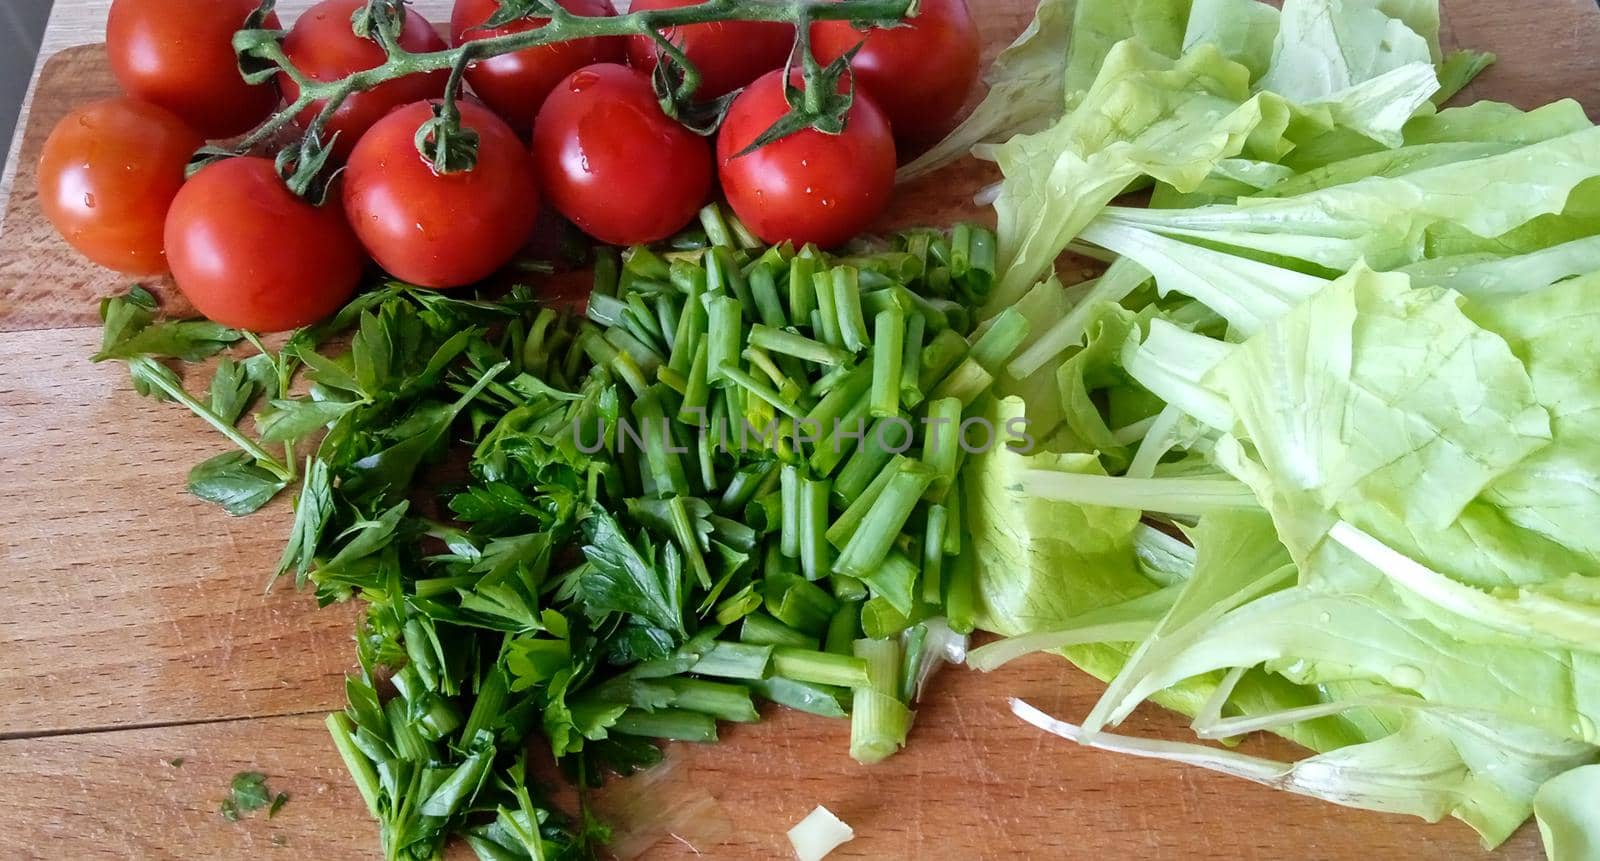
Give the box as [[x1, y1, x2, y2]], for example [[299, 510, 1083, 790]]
[[106, 0, 281, 138], [278, 0, 449, 158], [717, 70, 895, 249], [812, 0, 980, 145], [37, 98, 202, 275], [451, 0, 624, 133], [165, 157, 366, 332], [532, 64, 712, 246], [626, 0, 794, 99], [344, 101, 540, 288]]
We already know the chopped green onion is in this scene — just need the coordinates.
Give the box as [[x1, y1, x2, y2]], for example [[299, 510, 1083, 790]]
[[832, 267, 871, 353], [766, 570, 839, 635], [825, 602, 861, 655], [692, 640, 774, 680], [613, 709, 718, 743], [789, 250, 819, 325], [749, 263, 788, 327], [749, 324, 852, 367], [812, 269, 843, 348], [830, 573, 868, 603], [869, 307, 905, 419], [799, 476, 833, 582], [699, 203, 735, 248], [658, 677, 759, 722], [708, 245, 755, 311], [780, 464, 801, 559], [592, 249, 620, 297], [827, 454, 906, 549], [922, 503, 948, 605], [968, 307, 1030, 373], [772, 646, 871, 688], [918, 328, 969, 392], [751, 678, 847, 718], [945, 544, 976, 635], [920, 396, 962, 501], [850, 638, 911, 764], [834, 460, 937, 578], [722, 365, 803, 419], [928, 357, 994, 407], [741, 612, 818, 649], [704, 294, 743, 385], [855, 549, 918, 617], [833, 418, 909, 506], [898, 313, 926, 408], [900, 623, 928, 702]]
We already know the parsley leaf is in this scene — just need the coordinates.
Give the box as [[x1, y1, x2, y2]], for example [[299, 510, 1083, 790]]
[[187, 451, 289, 516]]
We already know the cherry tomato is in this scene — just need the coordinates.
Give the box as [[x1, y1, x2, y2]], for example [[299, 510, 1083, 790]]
[[37, 98, 202, 275], [106, 0, 281, 138], [625, 0, 794, 99], [812, 0, 980, 145], [278, 0, 449, 158], [532, 64, 712, 246], [717, 69, 895, 249], [165, 157, 366, 332], [451, 0, 624, 133], [344, 101, 540, 288]]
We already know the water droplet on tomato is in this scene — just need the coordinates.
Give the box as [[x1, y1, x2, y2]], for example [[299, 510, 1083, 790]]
[[569, 70, 601, 92], [803, 186, 814, 196], [820, 199, 833, 208], [82, 193, 96, 209]]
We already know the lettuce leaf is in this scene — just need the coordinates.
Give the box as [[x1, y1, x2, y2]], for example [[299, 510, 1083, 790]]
[[1535, 765, 1600, 861], [991, 41, 1285, 307]]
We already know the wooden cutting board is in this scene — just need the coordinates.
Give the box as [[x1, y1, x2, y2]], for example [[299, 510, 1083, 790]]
[[2, 1, 1597, 858]]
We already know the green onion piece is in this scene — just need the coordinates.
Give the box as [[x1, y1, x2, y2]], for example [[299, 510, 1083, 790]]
[[856, 549, 918, 617], [722, 459, 779, 516], [667, 271, 705, 376], [928, 357, 994, 408], [918, 329, 969, 392], [741, 612, 818, 649], [861, 595, 918, 639], [625, 292, 666, 347], [748, 677, 847, 718], [809, 389, 871, 476], [859, 285, 913, 320], [833, 461, 937, 579], [624, 245, 672, 283], [613, 709, 718, 743], [714, 584, 764, 626], [920, 396, 962, 501], [943, 476, 963, 555], [799, 476, 833, 582], [780, 464, 801, 559], [722, 365, 803, 419], [654, 296, 680, 354], [812, 269, 843, 348], [949, 223, 973, 277], [802, 363, 872, 441], [766, 571, 841, 635], [900, 622, 928, 702], [832, 267, 871, 353], [749, 263, 788, 327], [587, 293, 628, 328], [709, 245, 755, 311], [692, 640, 773, 680], [902, 230, 933, 272], [869, 307, 905, 419], [678, 342, 711, 425], [592, 248, 621, 297], [696, 424, 717, 492], [326, 714, 381, 818], [945, 544, 976, 635], [604, 326, 663, 374], [830, 573, 868, 603], [749, 324, 851, 367], [964, 226, 997, 298], [825, 602, 862, 655], [668, 496, 712, 589], [772, 646, 871, 688], [631, 387, 689, 497], [699, 203, 735, 248], [657, 365, 688, 395], [850, 638, 911, 764], [704, 294, 743, 385], [833, 418, 909, 506], [659, 677, 759, 722], [968, 307, 1030, 373], [922, 504, 948, 606], [728, 210, 764, 250], [743, 346, 798, 396], [898, 313, 926, 408], [789, 249, 819, 327], [827, 454, 906, 549]]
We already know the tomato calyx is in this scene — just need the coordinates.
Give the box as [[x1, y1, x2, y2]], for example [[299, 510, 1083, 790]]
[[730, 28, 862, 158], [413, 100, 482, 174], [350, 0, 409, 47], [646, 35, 740, 136], [275, 133, 342, 203], [482, 0, 561, 29]]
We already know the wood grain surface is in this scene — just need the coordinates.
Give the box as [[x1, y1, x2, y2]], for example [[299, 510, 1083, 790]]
[[0, 0, 1595, 858]]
